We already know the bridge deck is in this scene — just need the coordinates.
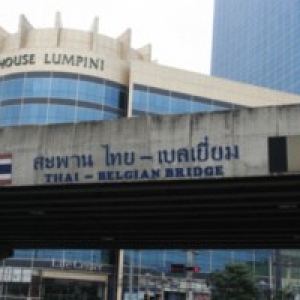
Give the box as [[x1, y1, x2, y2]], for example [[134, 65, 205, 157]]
[[1, 174, 300, 249]]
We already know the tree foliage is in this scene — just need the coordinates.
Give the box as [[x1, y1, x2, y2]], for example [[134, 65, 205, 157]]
[[210, 263, 258, 300]]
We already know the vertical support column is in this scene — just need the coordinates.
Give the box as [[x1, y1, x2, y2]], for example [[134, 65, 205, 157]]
[[269, 253, 273, 293], [275, 249, 282, 293], [129, 250, 134, 300], [161, 251, 166, 300], [116, 249, 124, 300], [186, 250, 195, 300]]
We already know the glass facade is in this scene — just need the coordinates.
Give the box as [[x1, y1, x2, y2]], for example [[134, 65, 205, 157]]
[[14, 249, 102, 264], [124, 249, 271, 278], [0, 72, 127, 126], [132, 84, 236, 116], [211, 0, 300, 95]]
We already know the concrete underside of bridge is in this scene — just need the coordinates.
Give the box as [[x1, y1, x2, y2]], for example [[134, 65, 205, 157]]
[[1, 174, 300, 250]]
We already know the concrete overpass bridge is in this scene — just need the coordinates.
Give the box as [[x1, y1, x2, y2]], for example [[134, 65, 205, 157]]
[[0, 174, 299, 250]]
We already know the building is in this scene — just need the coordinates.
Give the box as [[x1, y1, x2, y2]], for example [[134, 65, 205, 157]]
[[211, 0, 300, 295], [211, 0, 300, 95], [1, 12, 300, 128], [2, 13, 300, 299]]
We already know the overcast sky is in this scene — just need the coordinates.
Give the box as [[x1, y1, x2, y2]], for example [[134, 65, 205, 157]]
[[0, 0, 214, 74]]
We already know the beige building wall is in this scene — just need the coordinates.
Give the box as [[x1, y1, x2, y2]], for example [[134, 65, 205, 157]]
[[128, 60, 300, 117], [1, 13, 300, 119], [0, 14, 150, 86]]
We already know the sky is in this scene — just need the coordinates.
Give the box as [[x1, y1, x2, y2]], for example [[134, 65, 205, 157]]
[[0, 0, 214, 74]]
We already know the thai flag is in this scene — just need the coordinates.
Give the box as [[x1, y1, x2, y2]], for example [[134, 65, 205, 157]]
[[0, 154, 12, 185]]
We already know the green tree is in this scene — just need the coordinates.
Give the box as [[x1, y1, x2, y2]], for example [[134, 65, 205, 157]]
[[210, 263, 258, 300], [273, 288, 294, 300]]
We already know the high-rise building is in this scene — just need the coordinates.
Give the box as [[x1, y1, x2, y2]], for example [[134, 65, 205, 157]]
[[211, 0, 300, 95], [211, 0, 300, 294]]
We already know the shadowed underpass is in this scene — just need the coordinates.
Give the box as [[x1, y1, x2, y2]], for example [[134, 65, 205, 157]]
[[0, 174, 300, 250]]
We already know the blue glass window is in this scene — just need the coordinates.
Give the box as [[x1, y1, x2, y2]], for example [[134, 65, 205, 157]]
[[24, 77, 51, 98], [0, 72, 126, 126], [76, 107, 103, 122], [13, 250, 35, 259], [133, 90, 148, 111], [124, 249, 271, 275], [103, 111, 119, 120], [192, 101, 213, 112], [0, 105, 21, 125], [47, 104, 76, 124], [77, 80, 104, 104], [14, 249, 103, 264], [170, 96, 191, 114], [51, 78, 77, 99], [132, 84, 235, 116], [20, 104, 48, 125], [105, 84, 121, 108], [148, 92, 170, 114], [1, 79, 24, 100]]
